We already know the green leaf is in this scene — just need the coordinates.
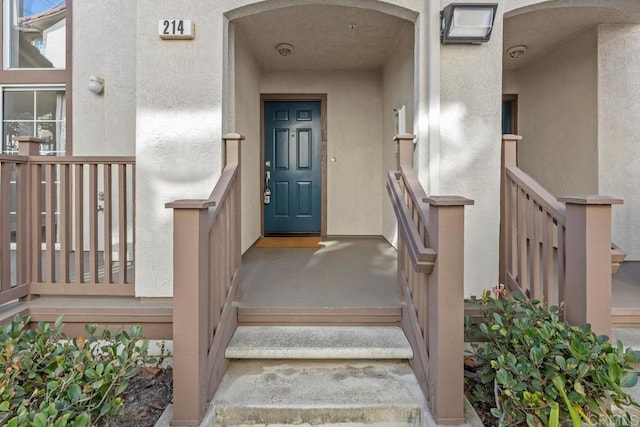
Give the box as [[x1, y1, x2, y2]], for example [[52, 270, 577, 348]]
[[73, 413, 90, 427], [496, 368, 509, 385], [54, 316, 64, 332], [33, 413, 47, 427], [67, 383, 82, 401], [115, 380, 129, 396], [552, 376, 583, 426], [548, 402, 560, 427], [574, 380, 585, 396], [47, 380, 59, 391], [0, 401, 9, 412], [620, 371, 638, 388]]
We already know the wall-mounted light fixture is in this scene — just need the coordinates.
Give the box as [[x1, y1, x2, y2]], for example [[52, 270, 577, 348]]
[[441, 3, 497, 45], [87, 75, 105, 94]]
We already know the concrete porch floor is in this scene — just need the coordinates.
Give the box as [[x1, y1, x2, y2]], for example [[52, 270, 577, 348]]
[[613, 261, 640, 308], [239, 237, 400, 308]]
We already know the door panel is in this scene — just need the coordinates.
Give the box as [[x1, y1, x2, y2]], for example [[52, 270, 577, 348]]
[[264, 101, 321, 234]]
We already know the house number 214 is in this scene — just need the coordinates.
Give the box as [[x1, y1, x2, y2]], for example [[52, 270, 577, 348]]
[[158, 19, 195, 40]]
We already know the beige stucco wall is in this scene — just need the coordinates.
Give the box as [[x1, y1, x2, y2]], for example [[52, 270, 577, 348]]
[[597, 24, 640, 260], [261, 70, 384, 236], [516, 28, 598, 197], [382, 23, 415, 245], [234, 29, 263, 253], [135, 2, 225, 297], [72, 0, 136, 156], [439, 1, 503, 297]]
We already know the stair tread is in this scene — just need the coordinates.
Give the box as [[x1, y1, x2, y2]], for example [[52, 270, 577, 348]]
[[225, 326, 413, 359], [211, 360, 426, 425]]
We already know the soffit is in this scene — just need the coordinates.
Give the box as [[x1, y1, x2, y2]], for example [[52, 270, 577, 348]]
[[504, 6, 640, 71], [233, 5, 412, 71]]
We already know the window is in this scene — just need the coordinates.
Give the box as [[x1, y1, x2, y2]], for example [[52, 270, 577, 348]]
[[4, 0, 66, 69], [2, 87, 65, 154], [0, 0, 70, 153]]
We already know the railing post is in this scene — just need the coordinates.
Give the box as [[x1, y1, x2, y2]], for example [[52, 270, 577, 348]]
[[500, 134, 522, 285], [15, 137, 42, 299], [559, 196, 622, 338], [16, 136, 42, 156], [222, 133, 244, 300], [164, 199, 212, 425], [425, 195, 474, 424], [394, 133, 416, 169]]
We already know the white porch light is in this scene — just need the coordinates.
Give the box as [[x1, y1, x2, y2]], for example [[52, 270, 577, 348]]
[[87, 75, 105, 94], [441, 3, 497, 44]]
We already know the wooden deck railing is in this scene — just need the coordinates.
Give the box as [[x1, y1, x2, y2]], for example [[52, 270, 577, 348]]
[[166, 133, 243, 425], [387, 134, 473, 425], [500, 134, 623, 336], [0, 137, 135, 305]]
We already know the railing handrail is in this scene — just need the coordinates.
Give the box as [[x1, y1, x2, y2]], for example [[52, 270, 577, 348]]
[[28, 156, 136, 165], [387, 170, 436, 271], [505, 165, 566, 225], [399, 165, 431, 229], [0, 154, 28, 163]]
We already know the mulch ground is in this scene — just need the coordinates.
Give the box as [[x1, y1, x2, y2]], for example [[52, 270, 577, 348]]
[[108, 367, 173, 427]]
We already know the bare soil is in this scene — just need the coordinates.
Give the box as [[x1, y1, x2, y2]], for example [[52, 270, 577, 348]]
[[108, 367, 173, 427]]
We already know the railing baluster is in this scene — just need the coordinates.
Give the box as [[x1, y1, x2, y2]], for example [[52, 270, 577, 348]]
[[74, 164, 85, 283], [531, 202, 541, 299], [0, 161, 10, 290], [88, 164, 99, 283], [44, 163, 56, 283], [59, 164, 71, 283], [542, 213, 554, 304], [103, 164, 113, 283], [31, 163, 42, 283], [118, 164, 128, 284]]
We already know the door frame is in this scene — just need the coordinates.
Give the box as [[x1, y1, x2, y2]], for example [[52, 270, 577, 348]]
[[260, 94, 328, 236]]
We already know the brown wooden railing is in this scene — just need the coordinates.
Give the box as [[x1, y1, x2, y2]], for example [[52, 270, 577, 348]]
[[0, 137, 135, 305], [500, 134, 623, 336], [166, 133, 243, 425], [387, 134, 473, 425]]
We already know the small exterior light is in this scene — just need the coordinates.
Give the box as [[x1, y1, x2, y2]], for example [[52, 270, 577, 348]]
[[441, 3, 498, 44], [87, 75, 105, 94]]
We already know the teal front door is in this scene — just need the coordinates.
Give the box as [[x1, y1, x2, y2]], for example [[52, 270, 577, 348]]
[[263, 101, 321, 234]]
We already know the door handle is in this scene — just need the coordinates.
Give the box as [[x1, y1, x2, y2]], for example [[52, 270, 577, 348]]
[[264, 171, 271, 205]]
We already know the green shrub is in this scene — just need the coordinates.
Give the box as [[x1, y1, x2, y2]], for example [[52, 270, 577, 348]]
[[0, 314, 149, 426], [465, 291, 640, 426]]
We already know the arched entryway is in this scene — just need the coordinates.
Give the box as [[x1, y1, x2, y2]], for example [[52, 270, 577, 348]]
[[224, 1, 417, 252]]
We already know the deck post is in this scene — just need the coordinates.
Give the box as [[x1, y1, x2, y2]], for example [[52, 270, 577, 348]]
[[16, 136, 42, 156], [394, 133, 416, 169], [15, 137, 42, 300], [560, 196, 622, 338], [165, 198, 213, 425], [222, 133, 244, 301], [425, 195, 473, 424], [500, 134, 521, 285]]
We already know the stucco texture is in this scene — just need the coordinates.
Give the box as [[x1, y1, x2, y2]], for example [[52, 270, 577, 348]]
[[439, 1, 504, 297], [598, 24, 640, 260], [516, 28, 598, 197]]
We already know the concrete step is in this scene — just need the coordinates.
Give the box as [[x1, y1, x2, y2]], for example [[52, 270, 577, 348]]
[[225, 326, 413, 360], [207, 360, 429, 426]]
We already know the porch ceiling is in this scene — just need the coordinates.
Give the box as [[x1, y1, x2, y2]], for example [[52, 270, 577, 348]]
[[504, 6, 640, 71], [232, 5, 412, 71]]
